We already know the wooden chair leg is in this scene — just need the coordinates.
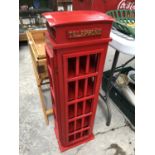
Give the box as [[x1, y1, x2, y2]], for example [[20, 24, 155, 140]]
[[38, 85, 49, 125]]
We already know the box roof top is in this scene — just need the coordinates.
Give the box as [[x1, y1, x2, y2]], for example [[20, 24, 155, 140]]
[[42, 11, 114, 27]]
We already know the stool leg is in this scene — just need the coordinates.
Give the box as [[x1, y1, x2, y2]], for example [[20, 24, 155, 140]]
[[38, 85, 49, 125]]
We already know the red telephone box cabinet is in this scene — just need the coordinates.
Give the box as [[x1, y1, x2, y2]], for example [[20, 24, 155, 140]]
[[42, 11, 114, 152]]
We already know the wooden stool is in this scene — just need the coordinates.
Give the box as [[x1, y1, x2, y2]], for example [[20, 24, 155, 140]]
[[26, 30, 53, 125]]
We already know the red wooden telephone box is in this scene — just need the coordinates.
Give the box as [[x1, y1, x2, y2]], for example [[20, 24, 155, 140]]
[[43, 11, 114, 152]]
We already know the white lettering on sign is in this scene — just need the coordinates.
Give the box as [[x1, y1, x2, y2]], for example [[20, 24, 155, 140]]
[[117, 0, 135, 10]]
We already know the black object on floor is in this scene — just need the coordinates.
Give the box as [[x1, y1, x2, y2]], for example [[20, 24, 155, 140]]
[[102, 67, 135, 126]]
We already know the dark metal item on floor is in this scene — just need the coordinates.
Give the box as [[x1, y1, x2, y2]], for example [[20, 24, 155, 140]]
[[99, 52, 135, 126], [102, 67, 135, 126]]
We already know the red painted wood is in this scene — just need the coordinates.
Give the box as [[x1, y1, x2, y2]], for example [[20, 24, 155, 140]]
[[43, 11, 113, 152]]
